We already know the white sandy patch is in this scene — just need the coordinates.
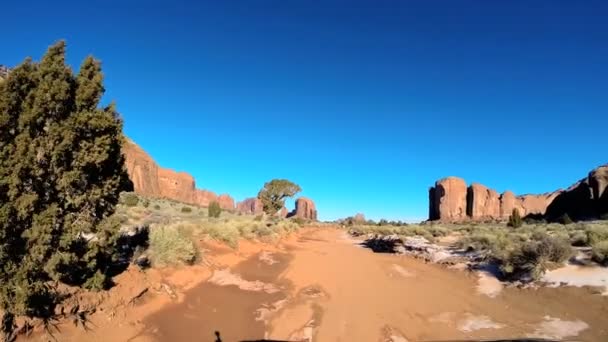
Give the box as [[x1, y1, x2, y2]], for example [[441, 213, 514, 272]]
[[392, 264, 414, 277], [530, 316, 589, 340], [542, 264, 608, 295], [255, 298, 289, 322], [207, 269, 279, 293], [457, 313, 505, 332], [476, 270, 503, 298], [259, 251, 278, 265]]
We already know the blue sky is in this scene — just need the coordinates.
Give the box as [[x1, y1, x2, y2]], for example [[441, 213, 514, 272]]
[[2, 1, 607, 221]]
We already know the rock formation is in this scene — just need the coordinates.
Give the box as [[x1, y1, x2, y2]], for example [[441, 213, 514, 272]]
[[429, 164, 608, 222], [429, 177, 468, 222], [467, 183, 500, 220], [236, 197, 264, 215], [122, 139, 235, 210], [289, 197, 318, 220]]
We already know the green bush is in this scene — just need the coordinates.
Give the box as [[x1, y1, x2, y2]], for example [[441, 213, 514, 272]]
[[498, 235, 571, 281], [122, 193, 140, 207], [507, 208, 522, 228], [559, 213, 573, 225], [181, 206, 192, 213], [592, 240, 608, 265], [0, 41, 132, 326], [149, 226, 197, 266], [153, 204, 161, 210], [208, 201, 222, 218]]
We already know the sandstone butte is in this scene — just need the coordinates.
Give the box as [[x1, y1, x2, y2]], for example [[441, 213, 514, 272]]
[[429, 164, 608, 222], [122, 139, 235, 210], [123, 139, 319, 220]]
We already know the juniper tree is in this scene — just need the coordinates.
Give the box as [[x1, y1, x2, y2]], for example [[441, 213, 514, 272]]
[[257, 179, 301, 215], [0, 41, 132, 330]]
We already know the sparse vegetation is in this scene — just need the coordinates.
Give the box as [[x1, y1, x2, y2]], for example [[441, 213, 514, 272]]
[[591, 240, 608, 265], [258, 179, 301, 215], [559, 213, 574, 225], [122, 192, 140, 207], [208, 201, 222, 218], [149, 225, 197, 266], [181, 206, 192, 213], [507, 208, 522, 228]]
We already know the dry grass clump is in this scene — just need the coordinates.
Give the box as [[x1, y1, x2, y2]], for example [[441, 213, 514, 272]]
[[149, 225, 197, 266]]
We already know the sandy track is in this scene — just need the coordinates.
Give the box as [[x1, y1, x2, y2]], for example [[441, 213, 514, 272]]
[[23, 228, 608, 341]]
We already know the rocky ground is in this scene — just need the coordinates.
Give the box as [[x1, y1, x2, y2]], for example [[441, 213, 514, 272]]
[[18, 228, 608, 341]]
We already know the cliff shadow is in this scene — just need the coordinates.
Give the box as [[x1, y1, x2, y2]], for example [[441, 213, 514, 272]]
[[545, 182, 596, 222], [359, 237, 402, 254]]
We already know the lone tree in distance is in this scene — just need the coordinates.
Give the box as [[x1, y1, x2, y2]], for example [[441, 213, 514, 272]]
[[258, 179, 301, 215]]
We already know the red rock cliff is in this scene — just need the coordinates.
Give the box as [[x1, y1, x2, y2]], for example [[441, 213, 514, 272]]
[[429, 164, 608, 222], [122, 140, 235, 210]]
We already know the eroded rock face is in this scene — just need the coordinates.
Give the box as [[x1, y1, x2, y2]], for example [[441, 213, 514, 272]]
[[122, 140, 161, 197], [429, 177, 467, 222], [122, 140, 234, 209], [236, 197, 264, 215], [467, 183, 500, 220], [290, 197, 318, 221], [158, 168, 195, 204], [431, 164, 608, 222], [217, 194, 235, 211]]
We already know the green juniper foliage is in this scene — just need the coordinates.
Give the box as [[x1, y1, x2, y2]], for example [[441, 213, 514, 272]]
[[0, 41, 132, 325], [208, 201, 222, 218], [257, 179, 301, 215], [507, 208, 522, 228]]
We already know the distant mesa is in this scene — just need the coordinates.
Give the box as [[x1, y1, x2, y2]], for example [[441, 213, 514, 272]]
[[429, 164, 608, 222], [122, 139, 235, 210], [236, 197, 264, 215], [123, 139, 319, 220], [288, 197, 318, 220]]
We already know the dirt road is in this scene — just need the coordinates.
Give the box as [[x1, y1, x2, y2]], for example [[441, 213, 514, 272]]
[[30, 228, 608, 341], [141, 228, 608, 341]]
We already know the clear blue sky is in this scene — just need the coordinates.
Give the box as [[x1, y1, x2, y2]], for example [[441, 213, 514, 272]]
[[2, 1, 607, 222]]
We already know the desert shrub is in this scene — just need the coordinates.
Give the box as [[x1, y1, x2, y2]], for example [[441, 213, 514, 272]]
[[507, 208, 522, 228], [254, 214, 264, 221], [122, 192, 140, 207], [498, 235, 571, 281], [154, 204, 161, 210], [291, 217, 306, 226], [181, 206, 192, 213], [586, 225, 608, 245], [569, 230, 589, 246], [251, 223, 275, 237], [559, 213, 573, 225], [200, 222, 239, 248], [149, 226, 197, 266], [141, 198, 150, 208], [600, 213, 608, 220], [208, 201, 222, 218], [591, 241, 608, 265], [0, 41, 132, 328]]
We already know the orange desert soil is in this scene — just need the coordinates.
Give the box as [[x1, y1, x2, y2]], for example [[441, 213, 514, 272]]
[[22, 228, 608, 341]]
